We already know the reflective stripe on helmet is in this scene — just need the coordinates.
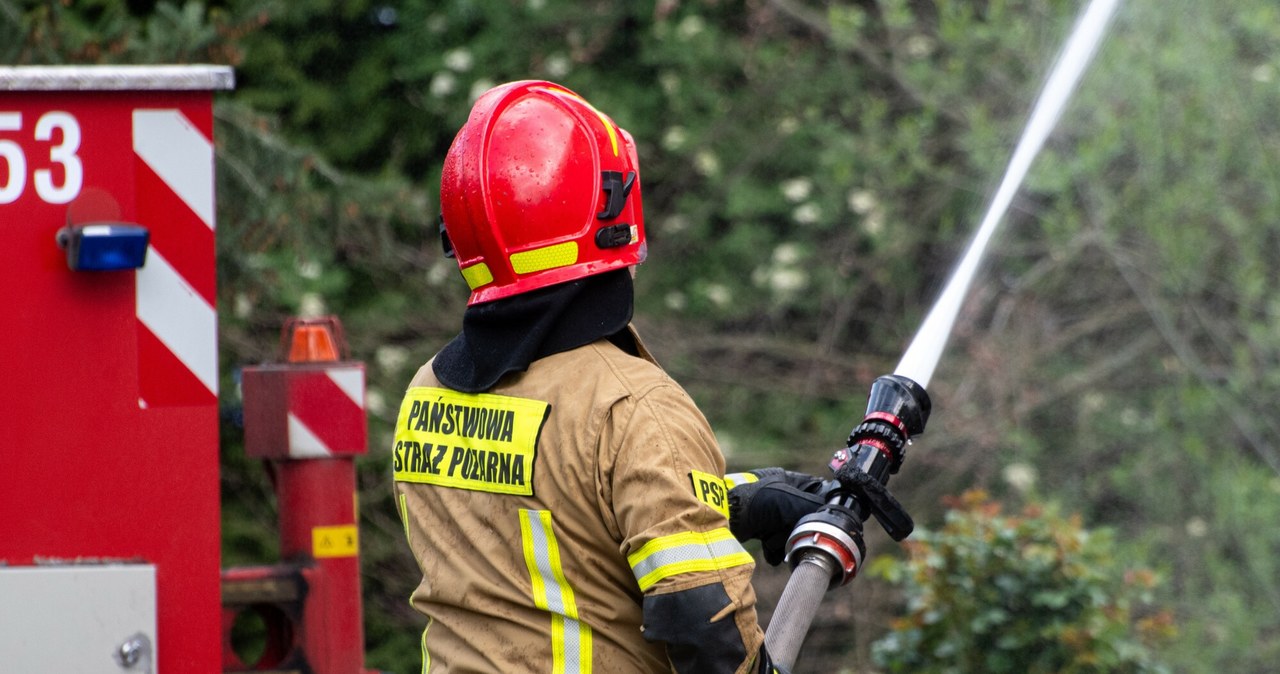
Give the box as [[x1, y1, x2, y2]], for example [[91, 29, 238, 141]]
[[628, 528, 754, 592], [461, 262, 494, 290], [593, 110, 619, 157], [536, 84, 619, 157], [510, 241, 580, 275]]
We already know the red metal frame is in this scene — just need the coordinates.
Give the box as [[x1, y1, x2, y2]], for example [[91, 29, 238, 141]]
[[226, 318, 373, 674]]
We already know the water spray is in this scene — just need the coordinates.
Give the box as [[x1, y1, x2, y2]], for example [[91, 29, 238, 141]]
[[763, 0, 1124, 669], [896, 0, 1124, 389]]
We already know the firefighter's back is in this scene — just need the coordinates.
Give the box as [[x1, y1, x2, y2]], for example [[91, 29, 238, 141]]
[[393, 335, 684, 673]]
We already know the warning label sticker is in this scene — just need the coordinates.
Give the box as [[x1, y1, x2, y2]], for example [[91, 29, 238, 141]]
[[313, 524, 358, 558], [392, 387, 550, 496]]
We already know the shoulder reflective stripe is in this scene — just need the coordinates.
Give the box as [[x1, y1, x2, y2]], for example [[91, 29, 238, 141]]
[[628, 528, 754, 592], [723, 472, 758, 489], [519, 509, 593, 673]]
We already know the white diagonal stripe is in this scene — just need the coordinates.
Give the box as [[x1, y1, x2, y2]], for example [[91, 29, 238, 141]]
[[136, 247, 218, 395], [326, 367, 365, 407], [132, 109, 215, 229], [288, 413, 333, 458]]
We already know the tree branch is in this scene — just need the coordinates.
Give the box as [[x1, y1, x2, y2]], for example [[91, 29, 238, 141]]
[[1094, 231, 1280, 476], [765, 0, 966, 130]]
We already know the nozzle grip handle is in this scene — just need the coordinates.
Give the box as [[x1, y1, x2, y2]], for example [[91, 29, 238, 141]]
[[835, 466, 914, 541]]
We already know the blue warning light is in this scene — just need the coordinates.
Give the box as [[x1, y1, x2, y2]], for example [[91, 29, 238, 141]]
[[56, 224, 150, 271]]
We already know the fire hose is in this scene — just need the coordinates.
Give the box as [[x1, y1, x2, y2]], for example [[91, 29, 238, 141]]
[[764, 375, 929, 668], [761, 0, 1123, 669]]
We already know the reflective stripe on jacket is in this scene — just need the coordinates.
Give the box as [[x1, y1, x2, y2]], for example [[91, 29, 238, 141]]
[[393, 326, 766, 673]]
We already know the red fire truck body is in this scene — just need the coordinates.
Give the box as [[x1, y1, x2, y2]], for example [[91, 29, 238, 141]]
[[0, 66, 373, 674], [0, 65, 230, 673]]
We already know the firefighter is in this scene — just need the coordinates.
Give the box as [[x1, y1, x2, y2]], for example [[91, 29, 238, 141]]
[[392, 80, 835, 673]]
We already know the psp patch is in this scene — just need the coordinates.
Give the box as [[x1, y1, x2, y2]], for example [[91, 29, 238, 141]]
[[689, 470, 729, 518], [393, 387, 550, 496]]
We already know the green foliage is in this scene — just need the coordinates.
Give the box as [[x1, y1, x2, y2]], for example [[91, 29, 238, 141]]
[[871, 490, 1174, 674], [0, 0, 253, 64]]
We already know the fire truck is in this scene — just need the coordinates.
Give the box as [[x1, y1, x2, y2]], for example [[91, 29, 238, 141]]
[[0, 65, 377, 673]]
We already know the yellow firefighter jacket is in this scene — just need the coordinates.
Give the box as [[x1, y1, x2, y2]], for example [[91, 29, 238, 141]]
[[392, 327, 766, 673]]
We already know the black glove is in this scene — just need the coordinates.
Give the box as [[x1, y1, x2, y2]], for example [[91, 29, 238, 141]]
[[727, 468, 835, 565]]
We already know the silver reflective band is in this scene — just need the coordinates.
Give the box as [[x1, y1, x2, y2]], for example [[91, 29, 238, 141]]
[[631, 536, 748, 583], [520, 509, 592, 673], [628, 528, 754, 592]]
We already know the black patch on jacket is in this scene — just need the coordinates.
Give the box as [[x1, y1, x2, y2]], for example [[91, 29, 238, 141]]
[[433, 269, 635, 392], [641, 583, 750, 673]]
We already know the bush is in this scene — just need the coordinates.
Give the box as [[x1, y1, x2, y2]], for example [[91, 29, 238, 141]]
[[870, 490, 1174, 673]]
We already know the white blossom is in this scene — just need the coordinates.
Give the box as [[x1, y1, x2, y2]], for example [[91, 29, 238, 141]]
[[469, 78, 495, 102], [769, 268, 808, 294], [660, 72, 681, 95], [366, 389, 387, 417], [704, 283, 732, 307], [694, 150, 721, 177], [1002, 463, 1037, 494], [430, 72, 457, 97], [661, 214, 690, 234], [444, 48, 473, 72], [545, 54, 571, 79], [376, 345, 410, 372], [781, 178, 813, 203], [662, 126, 688, 151], [298, 260, 322, 280], [234, 293, 253, 319], [773, 242, 802, 265], [427, 259, 454, 286], [792, 203, 821, 225], [905, 34, 935, 59], [847, 188, 878, 215], [299, 293, 327, 319], [677, 15, 706, 39], [863, 210, 885, 236]]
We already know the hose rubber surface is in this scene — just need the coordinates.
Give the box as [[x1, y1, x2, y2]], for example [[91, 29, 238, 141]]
[[764, 553, 835, 670]]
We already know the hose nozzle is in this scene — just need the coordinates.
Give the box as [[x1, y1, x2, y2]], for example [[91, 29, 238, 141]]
[[830, 374, 931, 479]]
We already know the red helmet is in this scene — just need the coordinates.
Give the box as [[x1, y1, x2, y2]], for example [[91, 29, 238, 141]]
[[440, 80, 647, 305]]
